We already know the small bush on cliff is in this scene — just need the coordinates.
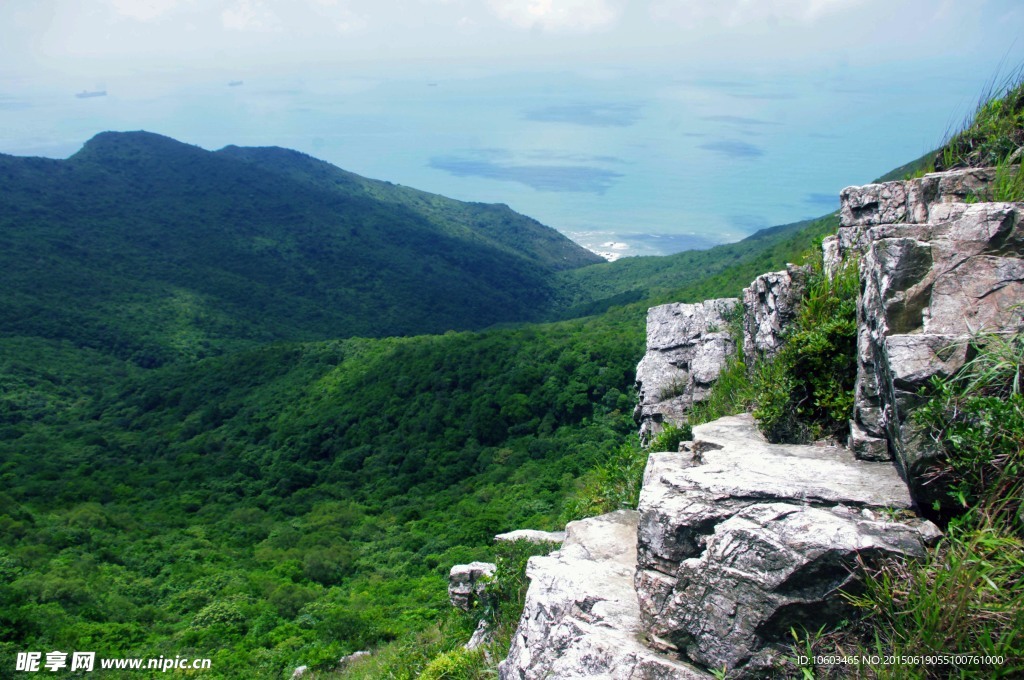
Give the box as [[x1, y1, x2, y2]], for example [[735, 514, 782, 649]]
[[480, 538, 560, 633], [561, 439, 648, 522], [913, 328, 1024, 518], [647, 423, 693, 452], [753, 259, 859, 443]]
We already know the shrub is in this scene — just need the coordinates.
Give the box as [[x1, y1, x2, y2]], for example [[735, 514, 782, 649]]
[[480, 538, 559, 633], [913, 328, 1024, 517], [419, 647, 487, 680], [753, 259, 859, 443], [560, 440, 648, 522], [647, 423, 692, 452]]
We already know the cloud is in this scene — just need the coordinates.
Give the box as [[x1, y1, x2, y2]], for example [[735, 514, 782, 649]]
[[429, 153, 623, 193], [308, 0, 367, 33], [488, 0, 621, 32], [105, 0, 187, 22], [702, 114, 780, 126], [222, 0, 282, 32], [805, 192, 838, 206], [524, 103, 640, 127], [650, 0, 861, 27], [699, 139, 764, 159]]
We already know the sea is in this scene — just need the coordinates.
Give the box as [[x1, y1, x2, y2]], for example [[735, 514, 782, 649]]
[[0, 60, 1000, 258]]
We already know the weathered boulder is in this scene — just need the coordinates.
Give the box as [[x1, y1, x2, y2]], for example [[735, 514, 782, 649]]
[[494, 529, 566, 544], [499, 510, 707, 679], [448, 561, 495, 612], [634, 299, 738, 442], [742, 264, 810, 360], [338, 650, 371, 668], [466, 620, 492, 651], [635, 415, 941, 675]]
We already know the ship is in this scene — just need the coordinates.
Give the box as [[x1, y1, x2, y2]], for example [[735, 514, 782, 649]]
[[75, 90, 107, 99]]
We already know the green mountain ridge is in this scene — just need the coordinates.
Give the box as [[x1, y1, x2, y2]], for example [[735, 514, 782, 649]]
[[0, 131, 601, 366]]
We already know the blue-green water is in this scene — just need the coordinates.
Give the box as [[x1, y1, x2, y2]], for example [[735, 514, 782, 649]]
[[0, 61, 1001, 257]]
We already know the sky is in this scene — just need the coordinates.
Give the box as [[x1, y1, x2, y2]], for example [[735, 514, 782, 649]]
[[1, 1, 1019, 72], [1, 1, 1023, 257]]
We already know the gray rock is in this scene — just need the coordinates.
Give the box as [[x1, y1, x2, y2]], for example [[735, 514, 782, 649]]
[[847, 198, 1023, 502], [448, 561, 496, 612], [839, 168, 995, 228], [338, 650, 371, 667], [742, 264, 810, 360], [494, 529, 565, 544], [635, 415, 940, 675], [466, 620, 492, 651], [291, 666, 308, 679], [635, 299, 738, 442], [499, 510, 708, 679]]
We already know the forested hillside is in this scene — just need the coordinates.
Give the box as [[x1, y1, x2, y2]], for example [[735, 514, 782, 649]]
[[0, 131, 600, 366]]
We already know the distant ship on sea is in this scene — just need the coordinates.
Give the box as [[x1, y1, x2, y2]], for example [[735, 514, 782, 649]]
[[75, 90, 107, 99]]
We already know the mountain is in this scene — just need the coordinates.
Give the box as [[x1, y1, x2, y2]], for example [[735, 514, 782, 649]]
[[0, 131, 601, 366]]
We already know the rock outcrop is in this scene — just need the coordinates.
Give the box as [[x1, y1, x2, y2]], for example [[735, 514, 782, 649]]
[[742, 264, 810, 360], [835, 170, 1023, 504], [448, 561, 496, 612], [494, 529, 566, 544], [500, 166, 1020, 678], [634, 415, 941, 674], [499, 510, 708, 679], [634, 299, 738, 443]]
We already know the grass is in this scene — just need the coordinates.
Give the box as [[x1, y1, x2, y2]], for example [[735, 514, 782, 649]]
[[560, 439, 648, 522], [786, 327, 1024, 679], [936, 66, 1024, 171]]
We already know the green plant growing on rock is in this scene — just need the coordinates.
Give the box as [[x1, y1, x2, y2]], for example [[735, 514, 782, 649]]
[[647, 422, 693, 452], [480, 538, 559, 635], [753, 259, 859, 443], [790, 328, 1024, 678], [561, 440, 648, 521]]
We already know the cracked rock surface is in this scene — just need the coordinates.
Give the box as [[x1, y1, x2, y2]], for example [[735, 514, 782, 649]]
[[499, 510, 708, 679], [449, 562, 495, 612], [837, 171, 1023, 504], [634, 299, 738, 444], [635, 415, 941, 675]]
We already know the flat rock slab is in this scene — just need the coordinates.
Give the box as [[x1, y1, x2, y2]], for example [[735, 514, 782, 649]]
[[495, 529, 566, 544], [499, 510, 708, 680], [636, 414, 941, 675]]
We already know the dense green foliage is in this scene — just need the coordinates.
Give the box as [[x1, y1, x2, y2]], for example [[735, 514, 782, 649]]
[[560, 439, 649, 523], [552, 213, 840, 316], [0, 316, 641, 678], [752, 260, 859, 443], [0, 131, 600, 366]]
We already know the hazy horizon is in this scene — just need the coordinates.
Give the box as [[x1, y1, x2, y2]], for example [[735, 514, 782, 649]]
[[2, 1, 1022, 256]]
